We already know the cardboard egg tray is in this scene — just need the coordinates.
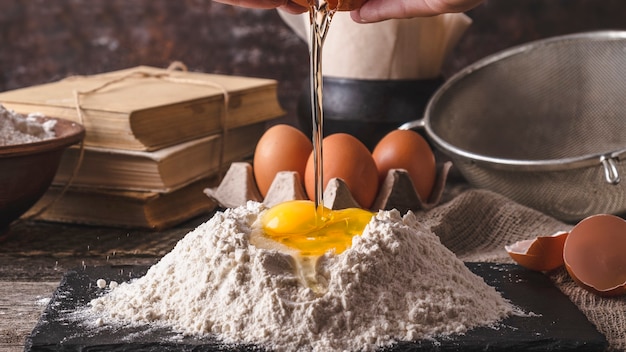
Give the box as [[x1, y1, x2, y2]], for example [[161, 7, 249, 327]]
[[205, 161, 452, 213]]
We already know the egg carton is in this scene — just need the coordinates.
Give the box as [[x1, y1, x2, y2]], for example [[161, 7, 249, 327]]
[[204, 161, 452, 213]]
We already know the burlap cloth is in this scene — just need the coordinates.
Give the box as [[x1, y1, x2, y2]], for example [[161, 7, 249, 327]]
[[418, 187, 626, 351]]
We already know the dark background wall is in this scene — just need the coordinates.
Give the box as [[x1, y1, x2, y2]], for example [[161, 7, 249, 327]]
[[1, 0, 625, 126]]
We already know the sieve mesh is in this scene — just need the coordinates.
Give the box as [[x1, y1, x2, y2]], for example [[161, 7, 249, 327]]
[[428, 32, 626, 162], [423, 31, 626, 221]]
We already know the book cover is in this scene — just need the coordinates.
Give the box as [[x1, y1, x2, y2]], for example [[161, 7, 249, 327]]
[[25, 176, 219, 230], [0, 66, 284, 151], [53, 122, 266, 192]]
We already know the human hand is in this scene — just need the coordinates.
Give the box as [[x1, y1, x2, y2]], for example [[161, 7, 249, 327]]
[[351, 0, 484, 22], [213, 0, 484, 22], [212, 0, 307, 14]]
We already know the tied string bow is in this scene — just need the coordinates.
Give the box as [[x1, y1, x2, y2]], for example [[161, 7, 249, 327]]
[[28, 62, 230, 220]]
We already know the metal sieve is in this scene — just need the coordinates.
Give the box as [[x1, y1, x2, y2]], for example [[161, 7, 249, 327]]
[[401, 31, 626, 223]]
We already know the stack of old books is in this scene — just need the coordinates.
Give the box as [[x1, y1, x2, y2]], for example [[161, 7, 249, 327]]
[[0, 66, 284, 229]]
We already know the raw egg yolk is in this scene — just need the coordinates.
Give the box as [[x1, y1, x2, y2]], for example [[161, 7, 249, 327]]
[[261, 200, 373, 256]]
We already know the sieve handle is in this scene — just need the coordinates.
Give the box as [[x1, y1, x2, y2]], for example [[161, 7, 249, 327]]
[[600, 156, 621, 185], [398, 119, 425, 130]]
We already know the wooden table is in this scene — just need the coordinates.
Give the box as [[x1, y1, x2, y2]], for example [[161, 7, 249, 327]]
[[0, 214, 213, 352]]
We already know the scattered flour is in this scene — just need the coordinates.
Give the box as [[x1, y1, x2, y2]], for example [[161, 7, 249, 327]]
[[0, 104, 56, 146], [89, 202, 514, 351]]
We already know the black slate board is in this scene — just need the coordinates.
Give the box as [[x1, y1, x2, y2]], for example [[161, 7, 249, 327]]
[[26, 263, 608, 351]]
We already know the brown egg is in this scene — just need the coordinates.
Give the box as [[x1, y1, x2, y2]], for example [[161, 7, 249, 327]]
[[564, 214, 626, 297], [505, 231, 568, 272], [304, 133, 379, 208], [293, 0, 366, 11], [253, 124, 313, 197], [372, 130, 436, 202]]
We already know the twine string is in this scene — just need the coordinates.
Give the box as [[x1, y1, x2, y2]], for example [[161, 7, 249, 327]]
[[30, 62, 230, 219]]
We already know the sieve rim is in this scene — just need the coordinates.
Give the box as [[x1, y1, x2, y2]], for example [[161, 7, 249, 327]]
[[424, 30, 626, 172]]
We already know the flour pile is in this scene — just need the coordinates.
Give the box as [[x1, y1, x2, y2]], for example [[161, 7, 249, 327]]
[[90, 202, 513, 351], [0, 104, 56, 146]]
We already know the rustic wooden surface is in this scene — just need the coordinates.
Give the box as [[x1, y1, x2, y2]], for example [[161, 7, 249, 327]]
[[0, 215, 211, 351], [0, 281, 58, 351]]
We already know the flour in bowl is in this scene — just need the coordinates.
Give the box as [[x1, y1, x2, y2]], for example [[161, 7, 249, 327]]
[[0, 104, 56, 146], [90, 202, 514, 351]]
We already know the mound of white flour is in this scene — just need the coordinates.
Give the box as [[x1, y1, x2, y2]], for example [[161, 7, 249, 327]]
[[0, 104, 56, 146], [90, 202, 513, 351]]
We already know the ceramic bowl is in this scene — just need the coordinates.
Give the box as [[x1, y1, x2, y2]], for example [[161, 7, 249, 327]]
[[0, 116, 85, 234]]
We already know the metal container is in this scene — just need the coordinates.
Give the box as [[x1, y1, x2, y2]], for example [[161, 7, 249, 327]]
[[402, 31, 626, 223], [298, 76, 443, 150]]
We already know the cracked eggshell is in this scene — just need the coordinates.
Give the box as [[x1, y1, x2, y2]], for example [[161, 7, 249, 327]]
[[564, 214, 626, 297], [505, 231, 568, 272]]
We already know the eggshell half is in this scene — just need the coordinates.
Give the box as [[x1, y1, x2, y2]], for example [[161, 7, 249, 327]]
[[564, 214, 626, 297], [505, 231, 568, 272]]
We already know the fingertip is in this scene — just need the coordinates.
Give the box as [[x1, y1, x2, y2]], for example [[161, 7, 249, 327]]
[[280, 2, 308, 14], [350, 9, 370, 23]]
